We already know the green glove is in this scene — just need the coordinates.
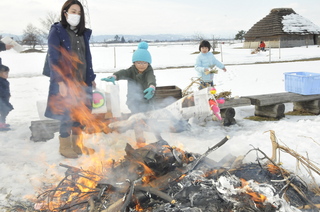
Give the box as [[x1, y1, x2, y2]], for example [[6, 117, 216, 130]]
[[143, 87, 155, 100], [101, 76, 116, 85]]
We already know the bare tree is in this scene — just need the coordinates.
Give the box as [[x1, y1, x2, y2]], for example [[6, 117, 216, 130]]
[[39, 11, 60, 40], [193, 32, 205, 41], [211, 35, 217, 52], [22, 24, 43, 49]]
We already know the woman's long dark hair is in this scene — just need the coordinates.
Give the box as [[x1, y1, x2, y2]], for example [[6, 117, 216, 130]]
[[60, 0, 86, 35]]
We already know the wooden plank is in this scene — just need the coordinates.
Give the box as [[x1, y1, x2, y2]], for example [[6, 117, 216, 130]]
[[219, 97, 251, 109], [244, 92, 320, 106]]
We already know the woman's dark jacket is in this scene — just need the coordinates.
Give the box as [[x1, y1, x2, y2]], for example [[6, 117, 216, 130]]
[[45, 22, 96, 121]]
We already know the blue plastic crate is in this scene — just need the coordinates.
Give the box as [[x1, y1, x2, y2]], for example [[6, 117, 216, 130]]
[[284, 72, 320, 95]]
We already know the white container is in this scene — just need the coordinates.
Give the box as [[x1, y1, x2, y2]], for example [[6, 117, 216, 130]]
[[1, 36, 24, 53], [92, 81, 121, 117]]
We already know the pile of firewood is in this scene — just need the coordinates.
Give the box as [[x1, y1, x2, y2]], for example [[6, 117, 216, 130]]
[[16, 134, 317, 212]]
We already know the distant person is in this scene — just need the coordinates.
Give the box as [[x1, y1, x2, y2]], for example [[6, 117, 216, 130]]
[[44, 0, 96, 158], [0, 63, 13, 131], [101, 42, 156, 146], [195, 40, 227, 89], [259, 41, 266, 51]]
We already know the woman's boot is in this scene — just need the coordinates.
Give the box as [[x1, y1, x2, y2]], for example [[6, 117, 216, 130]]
[[59, 136, 78, 158], [72, 135, 95, 155]]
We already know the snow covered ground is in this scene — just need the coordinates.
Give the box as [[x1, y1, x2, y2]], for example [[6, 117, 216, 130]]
[[1, 42, 320, 208]]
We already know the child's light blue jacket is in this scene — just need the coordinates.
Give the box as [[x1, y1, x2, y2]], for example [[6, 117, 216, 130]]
[[195, 52, 225, 82]]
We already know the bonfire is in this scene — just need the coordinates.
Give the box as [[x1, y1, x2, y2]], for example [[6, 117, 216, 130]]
[[3, 131, 320, 212]]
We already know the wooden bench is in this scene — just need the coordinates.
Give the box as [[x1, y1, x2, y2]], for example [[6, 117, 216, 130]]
[[244, 92, 320, 118], [220, 92, 320, 124]]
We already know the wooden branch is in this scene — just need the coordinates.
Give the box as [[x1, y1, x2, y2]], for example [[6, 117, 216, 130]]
[[266, 130, 320, 176], [120, 180, 135, 212], [135, 185, 176, 204], [298, 204, 320, 210], [269, 130, 279, 162], [184, 136, 230, 173], [88, 196, 95, 212], [64, 178, 100, 191], [182, 77, 202, 97], [266, 130, 320, 208], [101, 198, 123, 212]]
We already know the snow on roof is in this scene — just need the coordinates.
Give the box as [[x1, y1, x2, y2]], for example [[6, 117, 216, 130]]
[[282, 13, 320, 34]]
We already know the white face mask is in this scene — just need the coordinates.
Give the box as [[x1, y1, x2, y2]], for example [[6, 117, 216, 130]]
[[66, 13, 81, 27]]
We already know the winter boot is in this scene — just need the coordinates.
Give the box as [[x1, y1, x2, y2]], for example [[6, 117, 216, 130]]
[[72, 135, 95, 155], [59, 136, 78, 158]]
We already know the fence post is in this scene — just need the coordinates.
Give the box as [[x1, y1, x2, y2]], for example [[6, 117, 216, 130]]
[[269, 47, 271, 63], [279, 39, 281, 59], [114, 47, 116, 68], [220, 43, 223, 62]]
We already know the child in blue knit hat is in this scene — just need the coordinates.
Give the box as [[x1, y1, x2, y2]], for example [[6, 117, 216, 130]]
[[101, 42, 156, 145]]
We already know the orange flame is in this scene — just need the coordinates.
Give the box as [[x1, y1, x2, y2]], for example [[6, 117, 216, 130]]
[[203, 169, 218, 178], [267, 164, 281, 174], [247, 192, 267, 203], [48, 47, 111, 134], [36, 47, 128, 210], [135, 161, 156, 184], [240, 178, 267, 206]]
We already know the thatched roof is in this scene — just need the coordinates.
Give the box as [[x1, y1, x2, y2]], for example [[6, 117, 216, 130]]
[[245, 8, 320, 38]]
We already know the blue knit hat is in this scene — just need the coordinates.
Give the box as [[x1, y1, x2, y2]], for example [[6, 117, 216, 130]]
[[132, 42, 152, 64]]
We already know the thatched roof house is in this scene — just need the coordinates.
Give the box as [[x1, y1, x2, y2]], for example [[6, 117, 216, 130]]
[[244, 8, 320, 48]]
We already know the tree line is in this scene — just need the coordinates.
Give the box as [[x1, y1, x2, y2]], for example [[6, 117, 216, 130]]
[[1, 12, 247, 49]]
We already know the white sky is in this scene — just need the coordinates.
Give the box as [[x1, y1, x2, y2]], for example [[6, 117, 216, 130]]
[[1, 0, 320, 38]]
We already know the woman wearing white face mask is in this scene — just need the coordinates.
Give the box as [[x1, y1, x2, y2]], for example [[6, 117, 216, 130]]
[[45, 0, 96, 158]]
